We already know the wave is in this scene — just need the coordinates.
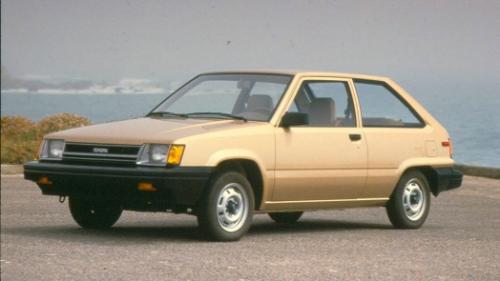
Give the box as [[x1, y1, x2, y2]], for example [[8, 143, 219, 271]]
[[2, 78, 169, 95]]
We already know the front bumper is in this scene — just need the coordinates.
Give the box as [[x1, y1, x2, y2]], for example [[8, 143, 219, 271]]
[[433, 167, 463, 196], [24, 161, 213, 208]]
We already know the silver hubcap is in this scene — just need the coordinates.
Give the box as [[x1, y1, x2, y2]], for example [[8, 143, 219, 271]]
[[402, 179, 426, 221], [216, 183, 248, 232]]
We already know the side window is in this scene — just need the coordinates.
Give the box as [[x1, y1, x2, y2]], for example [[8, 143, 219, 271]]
[[287, 80, 356, 127], [287, 87, 309, 113], [354, 80, 423, 128]]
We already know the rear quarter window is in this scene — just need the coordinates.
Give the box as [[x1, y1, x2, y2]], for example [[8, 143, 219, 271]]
[[354, 80, 424, 128]]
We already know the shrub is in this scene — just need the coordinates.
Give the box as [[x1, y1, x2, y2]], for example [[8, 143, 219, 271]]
[[1, 115, 38, 140], [1, 140, 41, 164], [38, 113, 91, 136], [1, 113, 91, 164]]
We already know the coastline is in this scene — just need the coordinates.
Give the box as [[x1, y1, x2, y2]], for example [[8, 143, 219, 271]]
[[454, 164, 500, 180], [2, 163, 499, 179]]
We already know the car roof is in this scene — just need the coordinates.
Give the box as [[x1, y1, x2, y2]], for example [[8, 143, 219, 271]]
[[201, 69, 390, 81]]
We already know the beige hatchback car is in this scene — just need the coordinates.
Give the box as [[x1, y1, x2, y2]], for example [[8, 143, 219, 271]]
[[25, 71, 462, 241]]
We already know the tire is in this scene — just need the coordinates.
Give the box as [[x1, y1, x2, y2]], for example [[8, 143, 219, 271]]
[[197, 171, 255, 241], [386, 171, 431, 229], [269, 212, 303, 224], [69, 197, 122, 229]]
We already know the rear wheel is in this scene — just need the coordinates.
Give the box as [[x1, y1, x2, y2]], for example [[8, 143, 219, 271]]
[[69, 197, 122, 229], [197, 171, 254, 241], [269, 212, 303, 224], [386, 171, 430, 229]]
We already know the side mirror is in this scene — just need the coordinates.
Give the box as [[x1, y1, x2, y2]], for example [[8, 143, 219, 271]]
[[280, 112, 308, 127]]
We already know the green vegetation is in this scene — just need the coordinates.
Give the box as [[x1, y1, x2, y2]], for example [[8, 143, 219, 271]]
[[1, 113, 91, 164]]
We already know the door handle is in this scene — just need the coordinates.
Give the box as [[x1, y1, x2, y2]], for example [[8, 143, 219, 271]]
[[349, 133, 362, 141]]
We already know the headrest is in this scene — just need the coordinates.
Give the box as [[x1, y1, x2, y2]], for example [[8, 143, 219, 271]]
[[309, 98, 336, 126], [247, 95, 273, 111]]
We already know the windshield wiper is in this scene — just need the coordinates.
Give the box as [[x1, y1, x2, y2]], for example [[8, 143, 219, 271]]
[[146, 111, 189, 119], [186, 112, 247, 122]]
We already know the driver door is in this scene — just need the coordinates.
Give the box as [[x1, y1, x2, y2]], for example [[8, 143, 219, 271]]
[[272, 77, 368, 203]]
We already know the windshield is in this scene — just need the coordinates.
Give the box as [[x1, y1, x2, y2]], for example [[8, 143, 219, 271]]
[[150, 74, 293, 121]]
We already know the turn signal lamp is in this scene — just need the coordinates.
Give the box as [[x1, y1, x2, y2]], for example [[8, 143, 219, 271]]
[[167, 145, 185, 165], [137, 182, 156, 192], [37, 177, 53, 185]]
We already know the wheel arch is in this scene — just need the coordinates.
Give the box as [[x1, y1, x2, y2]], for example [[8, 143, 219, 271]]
[[212, 158, 265, 210], [399, 166, 440, 197]]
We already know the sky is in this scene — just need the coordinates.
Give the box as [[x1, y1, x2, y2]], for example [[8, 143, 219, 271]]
[[2, 0, 500, 86], [1, 1, 500, 166]]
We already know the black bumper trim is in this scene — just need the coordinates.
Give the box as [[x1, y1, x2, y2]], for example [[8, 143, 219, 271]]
[[24, 161, 214, 207], [24, 161, 212, 179], [434, 167, 463, 196]]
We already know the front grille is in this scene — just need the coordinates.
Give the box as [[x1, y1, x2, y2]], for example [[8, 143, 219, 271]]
[[63, 142, 141, 166]]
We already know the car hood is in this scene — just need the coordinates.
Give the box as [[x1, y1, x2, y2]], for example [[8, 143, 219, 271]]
[[46, 117, 267, 145]]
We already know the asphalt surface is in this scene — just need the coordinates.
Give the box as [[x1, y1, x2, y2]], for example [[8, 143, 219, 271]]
[[1, 175, 499, 281]]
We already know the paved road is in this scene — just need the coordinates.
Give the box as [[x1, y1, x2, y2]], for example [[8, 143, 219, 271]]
[[1, 176, 499, 281]]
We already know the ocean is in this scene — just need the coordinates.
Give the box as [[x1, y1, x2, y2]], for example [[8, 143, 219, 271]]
[[2, 91, 499, 167]]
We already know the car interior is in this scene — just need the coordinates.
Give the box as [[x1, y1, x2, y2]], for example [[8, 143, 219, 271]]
[[287, 84, 356, 127], [240, 94, 274, 120]]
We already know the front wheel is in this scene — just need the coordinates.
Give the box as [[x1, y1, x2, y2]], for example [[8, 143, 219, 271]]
[[197, 171, 254, 241], [386, 171, 431, 229], [69, 197, 122, 229]]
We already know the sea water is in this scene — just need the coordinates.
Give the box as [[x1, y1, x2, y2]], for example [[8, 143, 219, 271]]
[[2, 91, 499, 167]]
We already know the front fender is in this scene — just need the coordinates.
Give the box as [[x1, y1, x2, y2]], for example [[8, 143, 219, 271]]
[[207, 149, 273, 210], [207, 148, 267, 169]]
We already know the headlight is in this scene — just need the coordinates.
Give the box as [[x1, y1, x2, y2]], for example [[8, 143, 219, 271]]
[[40, 139, 65, 160], [136, 144, 185, 166]]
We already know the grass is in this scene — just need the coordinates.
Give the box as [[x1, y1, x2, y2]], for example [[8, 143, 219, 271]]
[[1, 113, 91, 164]]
